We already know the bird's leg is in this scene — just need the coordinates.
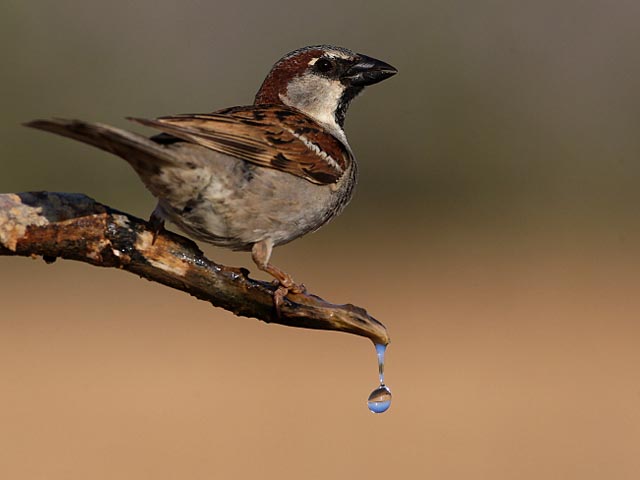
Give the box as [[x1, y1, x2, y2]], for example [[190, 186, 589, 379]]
[[148, 203, 166, 245], [251, 239, 306, 315]]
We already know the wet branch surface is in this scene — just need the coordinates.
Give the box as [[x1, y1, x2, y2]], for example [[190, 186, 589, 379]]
[[0, 192, 389, 345]]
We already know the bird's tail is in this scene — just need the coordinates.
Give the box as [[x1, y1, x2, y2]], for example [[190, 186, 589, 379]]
[[24, 118, 177, 188]]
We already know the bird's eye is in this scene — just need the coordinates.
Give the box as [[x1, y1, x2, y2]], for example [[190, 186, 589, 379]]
[[315, 58, 333, 73]]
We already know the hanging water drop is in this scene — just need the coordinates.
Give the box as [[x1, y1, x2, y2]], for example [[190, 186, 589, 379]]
[[367, 343, 392, 413], [367, 384, 392, 413]]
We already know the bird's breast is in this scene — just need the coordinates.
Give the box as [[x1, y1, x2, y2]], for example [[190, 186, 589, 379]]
[[158, 151, 357, 251]]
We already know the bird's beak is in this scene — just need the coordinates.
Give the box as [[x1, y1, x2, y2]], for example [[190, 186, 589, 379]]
[[342, 54, 398, 87]]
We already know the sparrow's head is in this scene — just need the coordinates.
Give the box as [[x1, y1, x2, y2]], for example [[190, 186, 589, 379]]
[[255, 45, 397, 132]]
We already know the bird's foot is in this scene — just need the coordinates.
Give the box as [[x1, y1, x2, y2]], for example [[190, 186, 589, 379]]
[[251, 239, 306, 317], [148, 208, 165, 245], [271, 276, 306, 317]]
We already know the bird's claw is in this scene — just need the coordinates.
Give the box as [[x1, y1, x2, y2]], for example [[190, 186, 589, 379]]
[[271, 280, 306, 318]]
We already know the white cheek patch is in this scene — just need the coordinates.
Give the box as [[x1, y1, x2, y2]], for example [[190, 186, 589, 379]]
[[280, 75, 345, 133]]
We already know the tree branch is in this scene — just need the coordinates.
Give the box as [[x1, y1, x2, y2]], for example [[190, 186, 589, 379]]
[[0, 192, 389, 345]]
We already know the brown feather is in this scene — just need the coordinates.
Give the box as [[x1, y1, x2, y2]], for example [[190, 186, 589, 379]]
[[128, 105, 351, 185]]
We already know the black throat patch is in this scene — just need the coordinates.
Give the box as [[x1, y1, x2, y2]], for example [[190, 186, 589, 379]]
[[335, 85, 363, 128]]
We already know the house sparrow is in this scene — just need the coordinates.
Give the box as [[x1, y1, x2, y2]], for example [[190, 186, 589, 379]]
[[26, 45, 397, 309]]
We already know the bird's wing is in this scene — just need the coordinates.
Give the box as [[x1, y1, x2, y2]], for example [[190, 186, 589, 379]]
[[129, 105, 352, 185]]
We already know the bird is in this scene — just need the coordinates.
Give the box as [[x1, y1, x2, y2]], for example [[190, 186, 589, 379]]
[[26, 45, 397, 310]]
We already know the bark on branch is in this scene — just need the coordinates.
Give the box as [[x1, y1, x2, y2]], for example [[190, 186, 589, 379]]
[[0, 192, 389, 345]]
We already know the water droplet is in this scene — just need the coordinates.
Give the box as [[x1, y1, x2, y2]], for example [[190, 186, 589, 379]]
[[368, 385, 392, 413], [367, 343, 392, 413]]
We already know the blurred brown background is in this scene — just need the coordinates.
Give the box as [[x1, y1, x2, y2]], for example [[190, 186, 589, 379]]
[[1, 1, 640, 478]]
